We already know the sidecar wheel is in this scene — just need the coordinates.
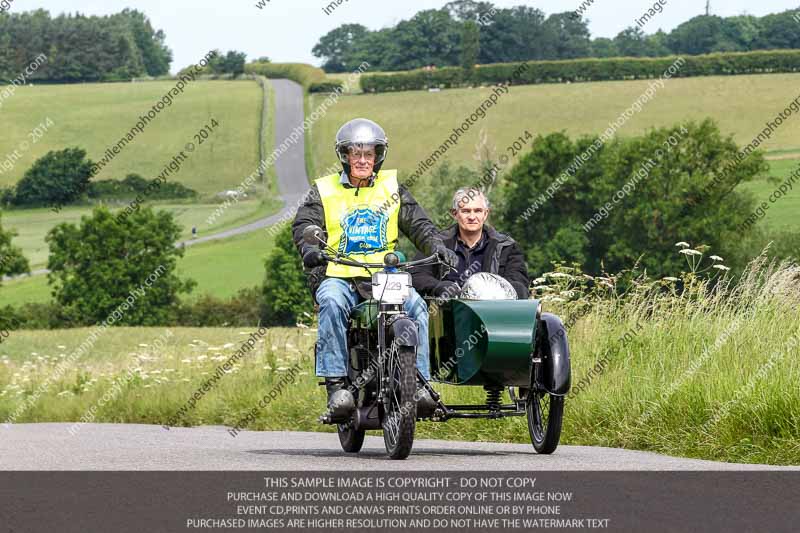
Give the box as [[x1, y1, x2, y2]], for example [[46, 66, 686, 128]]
[[381, 343, 416, 460], [338, 424, 365, 453], [526, 391, 564, 454]]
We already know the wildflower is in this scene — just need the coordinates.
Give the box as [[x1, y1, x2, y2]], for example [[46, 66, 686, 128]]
[[713, 265, 731, 271], [679, 249, 702, 256], [546, 272, 572, 279], [662, 277, 680, 282], [675, 242, 690, 248], [710, 255, 724, 262], [532, 277, 547, 285]]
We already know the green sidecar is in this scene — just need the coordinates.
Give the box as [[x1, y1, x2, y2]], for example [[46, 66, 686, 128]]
[[424, 297, 571, 454]]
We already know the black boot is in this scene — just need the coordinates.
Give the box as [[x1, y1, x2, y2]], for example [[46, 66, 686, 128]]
[[416, 379, 439, 419], [323, 377, 355, 421]]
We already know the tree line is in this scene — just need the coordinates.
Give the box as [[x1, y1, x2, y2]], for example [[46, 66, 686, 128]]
[[0, 8, 171, 82], [313, 0, 800, 73]]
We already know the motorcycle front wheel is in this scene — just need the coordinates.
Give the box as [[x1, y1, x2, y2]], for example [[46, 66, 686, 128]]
[[381, 340, 417, 459], [338, 423, 365, 453]]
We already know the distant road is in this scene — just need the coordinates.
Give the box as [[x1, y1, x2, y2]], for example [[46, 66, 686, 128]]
[[183, 78, 311, 247], [1, 424, 796, 471], [3, 79, 312, 282]]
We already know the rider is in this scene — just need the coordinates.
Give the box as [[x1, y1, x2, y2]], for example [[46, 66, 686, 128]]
[[411, 187, 530, 299], [291, 118, 459, 414]]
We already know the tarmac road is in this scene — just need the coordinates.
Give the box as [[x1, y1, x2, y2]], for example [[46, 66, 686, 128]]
[[1, 423, 796, 471]]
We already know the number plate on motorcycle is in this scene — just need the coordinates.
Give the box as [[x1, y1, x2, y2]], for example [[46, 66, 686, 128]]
[[371, 272, 411, 304]]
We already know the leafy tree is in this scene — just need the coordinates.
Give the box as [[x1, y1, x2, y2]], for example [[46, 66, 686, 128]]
[[460, 20, 480, 70], [614, 27, 651, 57], [208, 50, 246, 76], [498, 120, 767, 277], [385, 9, 462, 71], [223, 50, 247, 77], [479, 6, 549, 63], [0, 9, 170, 83], [13, 148, 93, 207], [667, 15, 725, 55], [262, 224, 314, 326], [0, 215, 30, 285], [111, 9, 172, 76], [443, 0, 495, 22], [590, 37, 618, 58], [312, 24, 370, 73], [46, 206, 194, 325], [542, 12, 592, 59], [754, 10, 800, 50]]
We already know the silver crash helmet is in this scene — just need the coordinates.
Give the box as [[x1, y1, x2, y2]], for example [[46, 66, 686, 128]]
[[459, 272, 517, 300]]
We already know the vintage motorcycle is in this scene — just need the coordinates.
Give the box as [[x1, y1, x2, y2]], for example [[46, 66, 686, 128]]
[[303, 225, 571, 460]]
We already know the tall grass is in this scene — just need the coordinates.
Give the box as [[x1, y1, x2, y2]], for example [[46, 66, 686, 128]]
[[1, 251, 798, 464]]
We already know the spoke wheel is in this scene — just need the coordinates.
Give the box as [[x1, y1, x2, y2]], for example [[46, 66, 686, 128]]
[[381, 341, 416, 460], [337, 423, 365, 453], [526, 388, 564, 454]]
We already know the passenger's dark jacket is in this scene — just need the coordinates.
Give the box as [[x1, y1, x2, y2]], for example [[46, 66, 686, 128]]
[[411, 224, 530, 299], [291, 176, 442, 299]]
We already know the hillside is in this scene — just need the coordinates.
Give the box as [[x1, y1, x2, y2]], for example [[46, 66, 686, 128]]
[[0, 80, 264, 194]]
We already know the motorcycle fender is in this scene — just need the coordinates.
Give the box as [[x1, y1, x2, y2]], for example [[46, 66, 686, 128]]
[[389, 316, 418, 348], [539, 313, 571, 395]]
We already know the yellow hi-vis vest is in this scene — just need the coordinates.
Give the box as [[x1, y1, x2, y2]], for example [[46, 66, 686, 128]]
[[316, 169, 401, 278]]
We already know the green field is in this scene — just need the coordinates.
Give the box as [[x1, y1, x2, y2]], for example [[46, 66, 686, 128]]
[[2, 255, 798, 465], [0, 80, 267, 194], [1, 198, 280, 269], [309, 73, 800, 173], [0, 224, 277, 305], [0, 76, 282, 303]]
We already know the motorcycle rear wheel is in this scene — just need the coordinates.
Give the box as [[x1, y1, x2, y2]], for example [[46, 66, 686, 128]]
[[381, 341, 417, 459]]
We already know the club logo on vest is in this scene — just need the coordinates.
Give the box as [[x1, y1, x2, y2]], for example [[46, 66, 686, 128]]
[[339, 206, 388, 256]]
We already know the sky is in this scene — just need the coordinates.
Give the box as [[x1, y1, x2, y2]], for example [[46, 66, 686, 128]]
[[17, 1, 800, 73]]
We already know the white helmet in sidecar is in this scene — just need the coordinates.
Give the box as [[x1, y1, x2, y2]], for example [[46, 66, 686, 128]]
[[459, 272, 517, 300]]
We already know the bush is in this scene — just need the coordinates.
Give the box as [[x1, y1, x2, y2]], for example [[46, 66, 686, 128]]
[[245, 61, 326, 91], [0, 302, 72, 330], [309, 80, 345, 93], [12, 148, 93, 208], [88, 174, 197, 200], [0, 215, 29, 282], [360, 49, 800, 92], [262, 225, 314, 326], [46, 206, 195, 326], [176, 287, 265, 327], [498, 120, 768, 278]]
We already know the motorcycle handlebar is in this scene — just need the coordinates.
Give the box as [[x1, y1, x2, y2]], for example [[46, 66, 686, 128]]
[[320, 252, 441, 270]]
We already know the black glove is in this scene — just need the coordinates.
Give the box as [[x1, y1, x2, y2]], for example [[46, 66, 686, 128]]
[[433, 281, 460, 298], [302, 246, 326, 268], [433, 242, 459, 271]]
